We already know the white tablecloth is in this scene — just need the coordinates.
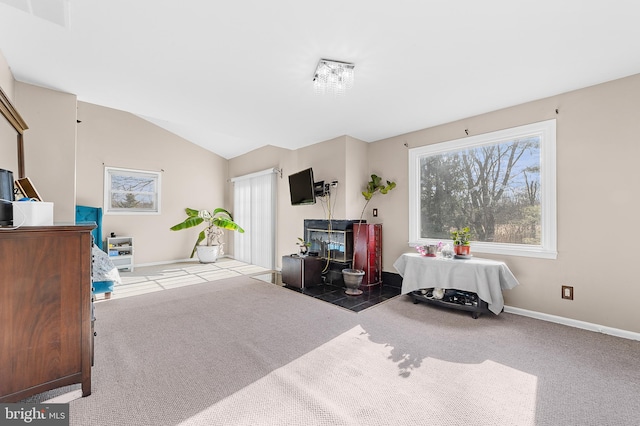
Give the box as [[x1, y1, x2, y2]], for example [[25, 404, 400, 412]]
[[393, 253, 520, 314]]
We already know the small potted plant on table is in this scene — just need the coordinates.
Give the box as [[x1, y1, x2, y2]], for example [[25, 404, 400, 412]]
[[296, 237, 311, 256], [450, 226, 471, 256]]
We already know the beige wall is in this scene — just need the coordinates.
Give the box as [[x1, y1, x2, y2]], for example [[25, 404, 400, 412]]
[[4, 76, 229, 264], [16, 83, 77, 222], [343, 135, 370, 220], [229, 74, 640, 334], [5, 78, 229, 263], [76, 102, 228, 264], [227, 138, 344, 264], [228, 135, 372, 266], [369, 74, 640, 333]]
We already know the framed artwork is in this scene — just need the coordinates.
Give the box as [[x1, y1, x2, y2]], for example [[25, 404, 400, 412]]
[[104, 166, 161, 215]]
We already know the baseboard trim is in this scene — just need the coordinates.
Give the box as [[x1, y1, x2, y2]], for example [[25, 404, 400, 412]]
[[504, 306, 640, 341]]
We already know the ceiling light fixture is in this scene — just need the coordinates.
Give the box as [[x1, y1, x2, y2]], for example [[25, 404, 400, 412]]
[[313, 59, 355, 96]]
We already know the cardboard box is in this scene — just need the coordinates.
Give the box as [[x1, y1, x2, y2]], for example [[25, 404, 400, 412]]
[[13, 201, 54, 226]]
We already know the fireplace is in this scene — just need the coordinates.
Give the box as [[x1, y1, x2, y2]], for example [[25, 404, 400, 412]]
[[303, 219, 362, 284]]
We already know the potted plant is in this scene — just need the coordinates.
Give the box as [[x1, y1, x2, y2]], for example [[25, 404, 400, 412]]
[[450, 226, 471, 256], [170, 208, 245, 263], [342, 174, 396, 295], [296, 237, 311, 256]]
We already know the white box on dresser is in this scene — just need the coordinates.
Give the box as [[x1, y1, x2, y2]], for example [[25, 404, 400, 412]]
[[12, 201, 54, 226]]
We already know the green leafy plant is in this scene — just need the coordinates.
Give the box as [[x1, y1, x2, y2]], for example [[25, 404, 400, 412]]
[[450, 226, 471, 246], [170, 208, 245, 258], [357, 174, 397, 223], [296, 237, 311, 247], [352, 174, 396, 265], [296, 237, 311, 254]]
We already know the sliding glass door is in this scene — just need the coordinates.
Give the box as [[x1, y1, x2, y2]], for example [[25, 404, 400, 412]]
[[232, 169, 277, 269]]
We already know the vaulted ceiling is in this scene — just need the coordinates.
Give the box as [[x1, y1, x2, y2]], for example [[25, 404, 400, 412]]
[[1, 0, 639, 159]]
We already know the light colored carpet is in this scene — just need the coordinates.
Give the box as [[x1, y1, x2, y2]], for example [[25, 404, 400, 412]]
[[70, 274, 640, 425]]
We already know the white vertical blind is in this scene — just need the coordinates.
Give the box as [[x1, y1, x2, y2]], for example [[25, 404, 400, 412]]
[[232, 169, 277, 269], [233, 178, 252, 264]]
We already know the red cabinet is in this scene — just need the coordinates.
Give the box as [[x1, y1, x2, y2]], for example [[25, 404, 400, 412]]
[[353, 224, 382, 289]]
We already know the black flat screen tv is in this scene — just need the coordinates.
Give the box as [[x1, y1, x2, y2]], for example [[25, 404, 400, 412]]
[[289, 168, 316, 205]]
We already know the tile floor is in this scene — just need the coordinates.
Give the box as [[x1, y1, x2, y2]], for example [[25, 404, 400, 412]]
[[284, 282, 402, 312], [252, 271, 402, 312], [96, 259, 272, 301]]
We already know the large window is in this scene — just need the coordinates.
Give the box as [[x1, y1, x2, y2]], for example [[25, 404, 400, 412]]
[[104, 167, 161, 215], [409, 119, 556, 259]]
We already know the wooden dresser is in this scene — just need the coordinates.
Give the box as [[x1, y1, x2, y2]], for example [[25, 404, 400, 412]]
[[0, 224, 95, 402]]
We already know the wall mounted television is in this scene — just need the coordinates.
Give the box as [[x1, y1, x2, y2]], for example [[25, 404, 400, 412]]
[[288, 168, 317, 206]]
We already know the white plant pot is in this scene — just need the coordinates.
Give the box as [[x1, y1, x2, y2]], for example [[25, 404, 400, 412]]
[[196, 245, 220, 263]]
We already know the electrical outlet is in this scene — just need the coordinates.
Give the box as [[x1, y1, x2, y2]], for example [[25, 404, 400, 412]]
[[562, 285, 574, 300]]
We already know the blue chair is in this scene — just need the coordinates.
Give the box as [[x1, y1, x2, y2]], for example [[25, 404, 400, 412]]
[[76, 205, 114, 298], [92, 279, 114, 299], [75, 205, 103, 249]]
